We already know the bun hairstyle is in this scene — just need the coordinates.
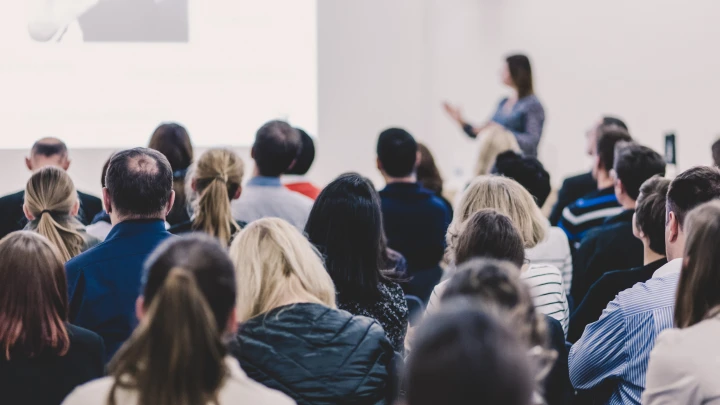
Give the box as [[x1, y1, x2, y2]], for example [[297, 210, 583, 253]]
[[24, 166, 85, 262], [189, 149, 244, 246]]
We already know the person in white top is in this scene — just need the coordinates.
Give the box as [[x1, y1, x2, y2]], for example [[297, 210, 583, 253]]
[[431, 176, 570, 335], [62, 235, 293, 405], [644, 201, 720, 405]]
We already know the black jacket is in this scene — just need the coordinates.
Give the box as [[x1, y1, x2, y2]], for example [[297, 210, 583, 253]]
[[0, 190, 103, 240], [549, 172, 597, 226], [0, 324, 105, 405], [545, 315, 571, 405], [571, 210, 643, 304], [231, 303, 396, 405]]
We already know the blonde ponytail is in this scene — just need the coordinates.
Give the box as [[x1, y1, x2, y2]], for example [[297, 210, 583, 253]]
[[191, 149, 244, 246], [24, 167, 85, 262], [108, 267, 227, 405]]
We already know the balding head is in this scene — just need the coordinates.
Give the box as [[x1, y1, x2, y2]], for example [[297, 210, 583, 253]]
[[103, 148, 174, 222], [252, 120, 301, 177], [26, 137, 70, 171]]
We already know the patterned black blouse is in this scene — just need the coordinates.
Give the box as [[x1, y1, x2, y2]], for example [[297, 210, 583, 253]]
[[337, 281, 409, 352]]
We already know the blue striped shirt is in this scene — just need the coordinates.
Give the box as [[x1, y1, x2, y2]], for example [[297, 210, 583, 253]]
[[569, 259, 682, 405]]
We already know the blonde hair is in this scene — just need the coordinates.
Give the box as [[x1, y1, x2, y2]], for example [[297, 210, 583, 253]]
[[229, 218, 336, 322], [189, 149, 244, 246], [475, 125, 521, 176], [448, 176, 547, 262], [24, 166, 85, 262]]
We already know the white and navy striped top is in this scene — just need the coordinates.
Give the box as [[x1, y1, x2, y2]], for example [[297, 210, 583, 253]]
[[569, 259, 683, 405], [427, 263, 570, 336], [526, 226, 573, 296], [558, 187, 623, 248]]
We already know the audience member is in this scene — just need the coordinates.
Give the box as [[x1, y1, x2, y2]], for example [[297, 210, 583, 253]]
[[231, 120, 313, 229], [549, 116, 628, 225], [66, 148, 176, 360], [0, 232, 104, 405], [24, 166, 100, 262], [569, 166, 720, 405], [406, 305, 534, 405], [644, 201, 720, 405], [493, 150, 573, 295], [712, 138, 720, 167], [569, 176, 670, 342], [439, 258, 568, 405], [571, 143, 666, 303], [473, 124, 521, 176], [169, 149, 246, 245], [438, 176, 570, 334], [229, 218, 396, 405], [305, 173, 409, 352], [85, 156, 113, 241], [416, 142, 454, 214], [0, 138, 102, 239], [376, 128, 452, 303], [283, 128, 322, 200], [63, 235, 293, 405], [148, 122, 194, 226], [559, 127, 632, 246]]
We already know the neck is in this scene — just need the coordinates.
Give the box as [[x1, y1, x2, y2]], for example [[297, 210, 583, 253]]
[[667, 233, 686, 262], [596, 171, 613, 189], [385, 174, 417, 184], [111, 213, 164, 226], [619, 196, 636, 210], [643, 245, 665, 266]]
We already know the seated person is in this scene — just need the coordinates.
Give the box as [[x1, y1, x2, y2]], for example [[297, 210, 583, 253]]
[[571, 143, 666, 303], [416, 142, 454, 215], [0, 138, 102, 239], [569, 176, 670, 343], [283, 128, 322, 200]]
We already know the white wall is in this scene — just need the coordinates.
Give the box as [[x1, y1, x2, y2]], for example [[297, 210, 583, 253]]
[[2, 0, 719, 198]]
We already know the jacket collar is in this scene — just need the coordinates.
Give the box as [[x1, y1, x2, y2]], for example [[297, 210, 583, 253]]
[[247, 176, 282, 187], [381, 182, 435, 196], [105, 219, 167, 241]]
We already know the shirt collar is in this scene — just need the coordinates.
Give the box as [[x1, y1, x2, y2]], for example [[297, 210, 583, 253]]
[[105, 219, 167, 241], [247, 176, 282, 187], [652, 258, 683, 279]]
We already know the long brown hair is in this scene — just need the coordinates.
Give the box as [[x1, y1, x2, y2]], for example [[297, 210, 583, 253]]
[[0, 231, 70, 360], [674, 200, 720, 328], [108, 236, 236, 405], [24, 166, 86, 262], [190, 149, 244, 246], [149, 123, 194, 224], [416, 143, 443, 194], [506, 54, 534, 99]]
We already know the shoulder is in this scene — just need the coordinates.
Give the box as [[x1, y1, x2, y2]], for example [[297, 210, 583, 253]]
[[61, 377, 115, 405], [77, 191, 101, 205], [168, 220, 193, 235], [521, 95, 545, 112], [616, 273, 679, 317], [223, 360, 295, 404], [67, 324, 103, 348], [0, 190, 23, 205], [525, 264, 563, 279]]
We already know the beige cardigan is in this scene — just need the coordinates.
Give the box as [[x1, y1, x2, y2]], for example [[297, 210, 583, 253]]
[[643, 316, 720, 405]]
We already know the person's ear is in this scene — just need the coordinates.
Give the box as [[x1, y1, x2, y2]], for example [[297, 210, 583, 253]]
[[102, 187, 113, 214], [25, 157, 33, 172], [190, 178, 197, 192], [415, 150, 422, 168], [165, 190, 176, 215], [62, 158, 71, 171], [225, 308, 239, 335], [23, 204, 34, 221], [233, 186, 242, 200], [250, 147, 255, 160], [135, 296, 146, 321], [376, 157, 383, 172], [70, 199, 80, 217], [615, 179, 625, 197], [668, 211, 680, 243]]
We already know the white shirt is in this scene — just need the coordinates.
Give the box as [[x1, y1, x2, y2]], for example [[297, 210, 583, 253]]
[[231, 177, 313, 231], [526, 226, 573, 295], [62, 357, 295, 405]]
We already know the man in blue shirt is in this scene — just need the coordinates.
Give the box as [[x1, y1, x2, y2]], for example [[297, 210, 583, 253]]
[[376, 128, 452, 304], [66, 148, 176, 360], [569, 166, 720, 404]]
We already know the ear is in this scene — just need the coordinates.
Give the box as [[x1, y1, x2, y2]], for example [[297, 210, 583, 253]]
[[614, 178, 625, 198], [70, 199, 80, 216], [165, 190, 176, 215], [250, 147, 255, 160], [376, 157, 383, 172], [190, 178, 197, 192], [668, 211, 680, 243], [102, 187, 113, 214], [135, 296, 146, 321], [62, 158, 71, 171], [415, 150, 422, 168], [25, 157, 33, 172], [225, 307, 239, 335], [23, 204, 34, 221], [233, 186, 242, 200]]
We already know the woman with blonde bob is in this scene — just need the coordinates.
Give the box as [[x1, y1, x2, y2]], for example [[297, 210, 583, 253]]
[[437, 176, 569, 335], [228, 218, 396, 405], [644, 201, 720, 405], [24, 166, 99, 262], [169, 148, 245, 246]]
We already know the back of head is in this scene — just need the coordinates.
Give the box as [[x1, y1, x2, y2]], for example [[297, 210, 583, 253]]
[[601, 116, 628, 132], [191, 149, 244, 246], [377, 128, 418, 178], [285, 128, 315, 175], [406, 305, 533, 405], [506, 54, 534, 99], [109, 235, 236, 405], [0, 231, 69, 360], [634, 176, 671, 256], [454, 209, 526, 267], [475, 125, 521, 176], [675, 201, 720, 328], [230, 218, 336, 322], [667, 166, 720, 229], [416, 143, 443, 194], [493, 151, 551, 207], [253, 120, 301, 177], [148, 123, 194, 224], [713, 138, 720, 167], [24, 166, 85, 262], [305, 173, 387, 302], [29, 137, 69, 170], [450, 176, 546, 253], [105, 148, 173, 219], [613, 143, 666, 201], [595, 128, 632, 172]]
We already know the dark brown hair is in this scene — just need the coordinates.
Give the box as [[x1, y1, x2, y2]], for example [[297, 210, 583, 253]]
[[0, 231, 69, 360], [634, 176, 670, 255], [595, 128, 632, 171], [416, 143, 443, 194], [506, 54, 534, 99], [149, 123, 194, 224], [667, 166, 720, 229], [455, 209, 525, 267], [675, 201, 720, 328]]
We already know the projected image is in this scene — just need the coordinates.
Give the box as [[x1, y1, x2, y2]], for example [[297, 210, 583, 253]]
[[28, 0, 189, 42]]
